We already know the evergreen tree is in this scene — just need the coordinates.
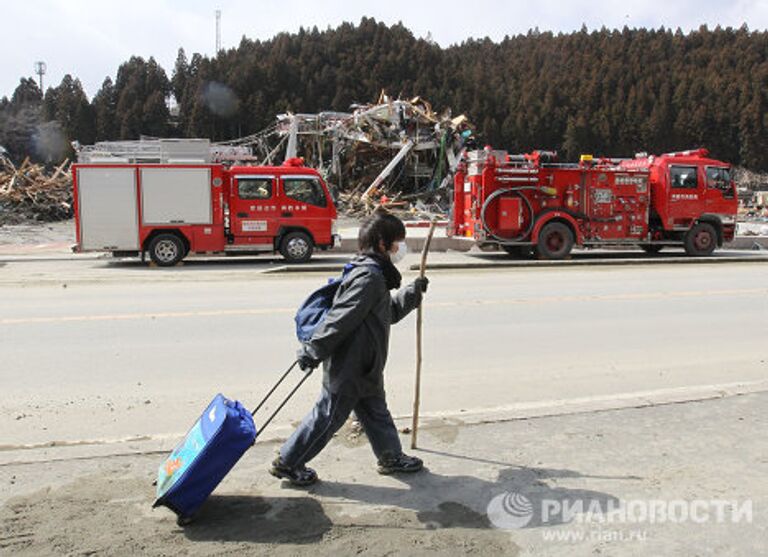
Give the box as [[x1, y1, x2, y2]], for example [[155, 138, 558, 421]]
[[42, 75, 95, 147], [2, 20, 768, 170], [171, 48, 189, 104], [92, 77, 118, 140], [0, 79, 43, 161], [10, 78, 42, 109], [113, 56, 171, 138]]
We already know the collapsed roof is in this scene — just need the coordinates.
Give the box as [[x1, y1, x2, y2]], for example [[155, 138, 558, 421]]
[[216, 93, 474, 216]]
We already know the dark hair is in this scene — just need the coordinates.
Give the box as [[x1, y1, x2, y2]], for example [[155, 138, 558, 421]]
[[358, 208, 406, 253]]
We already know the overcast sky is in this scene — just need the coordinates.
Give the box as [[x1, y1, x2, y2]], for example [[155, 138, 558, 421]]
[[2, 0, 767, 99]]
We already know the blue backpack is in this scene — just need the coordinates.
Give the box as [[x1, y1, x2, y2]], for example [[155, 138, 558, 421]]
[[294, 263, 355, 342]]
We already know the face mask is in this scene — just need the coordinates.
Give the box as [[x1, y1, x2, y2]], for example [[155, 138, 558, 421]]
[[389, 241, 408, 264]]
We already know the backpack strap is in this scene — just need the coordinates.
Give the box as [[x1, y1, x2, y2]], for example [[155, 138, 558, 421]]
[[327, 263, 355, 285]]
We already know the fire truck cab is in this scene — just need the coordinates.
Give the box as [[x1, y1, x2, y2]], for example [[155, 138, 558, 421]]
[[72, 157, 339, 265], [620, 149, 737, 254]]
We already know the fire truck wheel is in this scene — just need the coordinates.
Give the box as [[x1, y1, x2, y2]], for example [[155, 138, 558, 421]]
[[684, 223, 717, 256], [148, 233, 186, 266], [536, 222, 574, 260], [280, 231, 313, 263]]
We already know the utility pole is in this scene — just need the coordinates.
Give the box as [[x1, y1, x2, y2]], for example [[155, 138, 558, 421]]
[[34, 61, 47, 92], [215, 10, 221, 53]]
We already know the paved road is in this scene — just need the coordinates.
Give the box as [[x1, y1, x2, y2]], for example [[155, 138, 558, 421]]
[[1, 257, 766, 449]]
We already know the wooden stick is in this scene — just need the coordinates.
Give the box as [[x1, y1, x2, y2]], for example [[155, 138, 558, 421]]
[[46, 158, 70, 185], [411, 219, 438, 449]]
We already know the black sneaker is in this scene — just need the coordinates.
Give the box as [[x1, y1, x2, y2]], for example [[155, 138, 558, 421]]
[[377, 453, 423, 475], [269, 457, 318, 486]]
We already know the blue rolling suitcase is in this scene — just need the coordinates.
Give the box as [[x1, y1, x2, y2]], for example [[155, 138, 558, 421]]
[[153, 362, 310, 525]]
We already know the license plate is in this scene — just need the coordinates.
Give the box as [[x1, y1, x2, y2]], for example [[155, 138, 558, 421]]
[[242, 220, 267, 232]]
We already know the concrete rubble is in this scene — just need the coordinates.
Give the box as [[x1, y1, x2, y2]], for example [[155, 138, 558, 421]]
[[214, 92, 475, 219]]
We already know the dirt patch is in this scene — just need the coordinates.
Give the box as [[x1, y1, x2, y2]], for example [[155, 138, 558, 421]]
[[335, 418, 368, 449], [0, 476, 176, 555], [417, 501, 491, 529], [422, 417, 465, 444], [318, 523, 517, 555], [0, 473, 520, 556]]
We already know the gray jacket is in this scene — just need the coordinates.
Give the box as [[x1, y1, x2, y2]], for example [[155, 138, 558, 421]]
[[300, 255, 423, 397]]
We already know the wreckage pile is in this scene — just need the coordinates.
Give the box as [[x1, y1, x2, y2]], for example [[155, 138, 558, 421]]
[[0, 155, 73, 225], [734, 167, 768, 194], [20, 94, 470, 223], [217, 93, 473, 219]]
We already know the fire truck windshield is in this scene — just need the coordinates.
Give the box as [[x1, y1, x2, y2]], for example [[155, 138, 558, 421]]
[[706, 167, 734, 198]]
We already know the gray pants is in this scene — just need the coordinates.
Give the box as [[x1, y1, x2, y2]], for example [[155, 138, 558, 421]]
[[279, 387, 402, 467]]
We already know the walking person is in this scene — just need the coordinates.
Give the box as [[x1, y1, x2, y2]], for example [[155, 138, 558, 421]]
[[270, 210, 429, 486]]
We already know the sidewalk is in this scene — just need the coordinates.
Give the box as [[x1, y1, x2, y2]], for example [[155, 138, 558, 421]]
[[2, 392, 766, 555]]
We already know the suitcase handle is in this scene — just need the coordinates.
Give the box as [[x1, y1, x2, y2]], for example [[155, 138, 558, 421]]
[[251, 360, 314, 437], [251, 361, 299, 415]]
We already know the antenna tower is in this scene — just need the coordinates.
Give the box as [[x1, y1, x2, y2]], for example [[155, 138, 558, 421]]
[[215, 10, 221, 53], [34, 61, 47, 92]]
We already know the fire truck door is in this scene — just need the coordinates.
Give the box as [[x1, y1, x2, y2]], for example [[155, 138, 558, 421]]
[[279, 175, 330, 233], [667, 165, 703, 227], [704, 166, 735, 211], [230, 175, 278, 241]]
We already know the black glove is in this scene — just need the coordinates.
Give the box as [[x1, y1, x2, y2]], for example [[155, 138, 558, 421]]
[[297, 349, 321, 372], [414, 276, 429, 293]]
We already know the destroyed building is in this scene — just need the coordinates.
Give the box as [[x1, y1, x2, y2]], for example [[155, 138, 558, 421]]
[[213, 93, 473, 219], [4, 94, 476, 225], [71, 95, 473, 222]]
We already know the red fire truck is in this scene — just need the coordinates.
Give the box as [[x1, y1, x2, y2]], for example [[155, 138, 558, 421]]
[[450, 147, 737, 259], [72, 158, 339, 265]]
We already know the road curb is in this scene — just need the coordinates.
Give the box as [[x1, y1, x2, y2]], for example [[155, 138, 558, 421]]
[[3, 380, 767, 466], [411, 254, 768, 271], [0, 254, 104, 263], [259, 254, 768, 274], [411, 379, 768, 431], [2, 236, 765, 262], [261, 264, 342, 274]]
